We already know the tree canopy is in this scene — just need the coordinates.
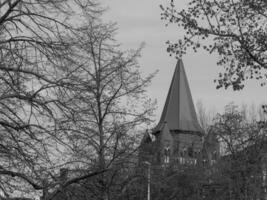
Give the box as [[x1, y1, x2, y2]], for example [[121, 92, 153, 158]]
[[0, 1, 155, 199], [160, 0, 267, 90]]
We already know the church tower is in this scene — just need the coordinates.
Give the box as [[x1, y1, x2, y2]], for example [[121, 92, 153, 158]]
[[140, 60, 204, 165]]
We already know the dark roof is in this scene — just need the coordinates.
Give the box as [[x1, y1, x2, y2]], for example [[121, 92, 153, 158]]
[[154, 59, 204, 134]]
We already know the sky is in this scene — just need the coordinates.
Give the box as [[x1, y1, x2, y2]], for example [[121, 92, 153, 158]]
[[101, 0, 267, 120]]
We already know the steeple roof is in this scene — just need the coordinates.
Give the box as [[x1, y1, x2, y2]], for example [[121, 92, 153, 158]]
[[154, 59, 203, 134]]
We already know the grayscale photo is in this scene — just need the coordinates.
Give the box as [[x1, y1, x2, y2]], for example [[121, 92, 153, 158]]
[[0, 0, 266, 200]]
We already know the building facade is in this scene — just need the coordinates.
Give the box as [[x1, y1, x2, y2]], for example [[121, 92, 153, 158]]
[[139, 60, 219, 166]]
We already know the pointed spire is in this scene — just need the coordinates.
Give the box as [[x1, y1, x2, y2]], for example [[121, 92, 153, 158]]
[[155, 59, 203, 134]]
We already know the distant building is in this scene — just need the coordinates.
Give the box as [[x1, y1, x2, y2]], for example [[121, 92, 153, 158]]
[[139, 60, 219, 166]]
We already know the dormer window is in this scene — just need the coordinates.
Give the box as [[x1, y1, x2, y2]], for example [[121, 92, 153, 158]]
[[164, 146, 170, 163], [164, 140, 171, 164]]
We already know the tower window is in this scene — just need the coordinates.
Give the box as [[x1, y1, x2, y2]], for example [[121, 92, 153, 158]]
[[164, 146, 170, 163]]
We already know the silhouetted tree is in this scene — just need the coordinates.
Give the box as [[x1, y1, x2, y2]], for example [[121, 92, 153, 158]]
[[160, 0, 267, 90], [55, 18, 156, 200], [212, 103, 267, 200], [0, 1, 106, 199]]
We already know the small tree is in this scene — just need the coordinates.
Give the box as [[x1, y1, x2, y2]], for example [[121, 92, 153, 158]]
[[212, 103, 266, 200]]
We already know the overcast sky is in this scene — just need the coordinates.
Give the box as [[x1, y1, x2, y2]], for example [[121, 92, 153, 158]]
[[101, 0, 266, 120]]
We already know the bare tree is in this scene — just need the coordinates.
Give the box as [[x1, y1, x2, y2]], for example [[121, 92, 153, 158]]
[[0, 1, 107, 199], [211, 103, 266, 200], [55, 18, 157, 200], [196, 100, 216, 133]]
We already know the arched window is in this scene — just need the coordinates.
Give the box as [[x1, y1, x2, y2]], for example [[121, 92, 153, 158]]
[[163, 140, 171, 164], [164, 146, 170, 163]]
